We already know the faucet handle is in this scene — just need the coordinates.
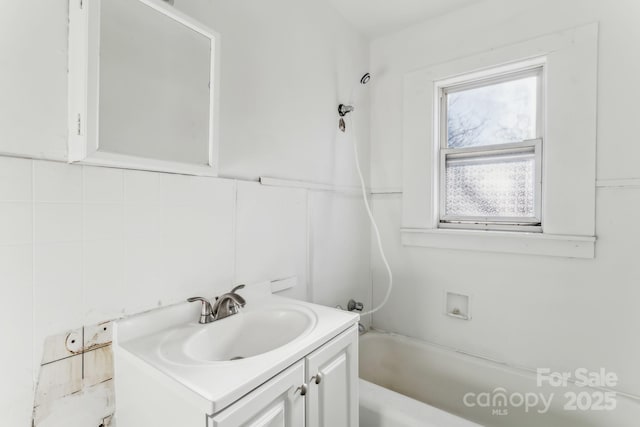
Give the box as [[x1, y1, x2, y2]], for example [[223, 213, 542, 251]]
[[229, 285, 246, 307], [230, 284, 245, 294], [187, 297, 214, 324]]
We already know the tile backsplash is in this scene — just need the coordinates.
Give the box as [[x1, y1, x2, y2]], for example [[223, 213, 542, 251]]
[[26, 160, 239, 354], [0, 156, 371, 426], [0, 158, 274, 425]]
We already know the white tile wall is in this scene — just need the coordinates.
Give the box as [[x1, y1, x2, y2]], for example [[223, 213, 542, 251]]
[[308, 191, 372, 321], [0, 156, 31, 200], [0, 202, 32, 245], [83, 167, 123, 203], [235, 182, 309, 301], [0, 243, 33, 426], [124, 203, 161, 239], [34, 161, 82, 202], [34, 242, 83, 346], [84, 203, 123, 241], [0, 157, 371, 425], [0, 156, 35, 427], [83, 239, 126, 324], [34, 203, 82, 243], [123, 169, 162, 204]]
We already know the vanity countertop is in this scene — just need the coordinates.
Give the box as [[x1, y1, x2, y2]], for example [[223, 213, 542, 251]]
[[114, 284, 359, 415]]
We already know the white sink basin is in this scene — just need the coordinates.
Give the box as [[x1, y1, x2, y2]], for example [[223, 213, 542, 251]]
[[160, 306, 316, 363], [115, 285, 360, 413]]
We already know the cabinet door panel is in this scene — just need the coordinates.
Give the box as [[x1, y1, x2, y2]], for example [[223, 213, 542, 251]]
[[249, 401, 285, 427], [210, 361, 305, 427], [306, 326, 358, 427]]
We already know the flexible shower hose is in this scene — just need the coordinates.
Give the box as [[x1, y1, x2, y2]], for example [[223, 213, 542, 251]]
[[348, 116, 393, 317]]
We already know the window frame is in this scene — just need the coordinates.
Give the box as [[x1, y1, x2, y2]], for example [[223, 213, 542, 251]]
[[437, 65, 545, 232], [400, 23, 598, 259]]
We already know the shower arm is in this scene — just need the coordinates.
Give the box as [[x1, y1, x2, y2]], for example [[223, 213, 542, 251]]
[[338, 104, 355, 117]]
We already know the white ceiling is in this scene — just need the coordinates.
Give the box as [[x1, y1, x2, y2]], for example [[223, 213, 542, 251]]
[[327, 0, 483, 38]]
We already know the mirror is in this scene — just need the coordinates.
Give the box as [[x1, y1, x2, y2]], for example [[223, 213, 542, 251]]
[[68, 0, 219, 175]]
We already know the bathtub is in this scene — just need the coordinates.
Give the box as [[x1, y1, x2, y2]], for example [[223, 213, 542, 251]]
[[359, 331, 481, 427], [359, 330, 640, 427], [359, 378, 479, 427]]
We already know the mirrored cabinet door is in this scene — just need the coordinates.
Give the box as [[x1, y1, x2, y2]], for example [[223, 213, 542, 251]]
[[68, 0, 220, 176]]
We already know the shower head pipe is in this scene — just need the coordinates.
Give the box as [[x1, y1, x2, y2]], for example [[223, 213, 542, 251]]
[[338, 73, 372, 131]]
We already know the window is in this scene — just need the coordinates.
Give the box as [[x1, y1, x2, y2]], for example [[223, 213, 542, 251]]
[[401, 24, 598, 258], [438, 67, 543, 232]]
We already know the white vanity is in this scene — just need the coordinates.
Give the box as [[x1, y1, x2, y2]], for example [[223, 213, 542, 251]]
[[114, 284, 359, 427]]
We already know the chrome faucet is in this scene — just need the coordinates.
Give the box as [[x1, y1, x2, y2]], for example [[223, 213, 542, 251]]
[[212, 285, 246, 320], [187, 285, 246, 324]]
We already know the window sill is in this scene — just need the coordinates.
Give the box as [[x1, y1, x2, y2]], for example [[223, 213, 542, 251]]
[[400, 228, 595, 259]]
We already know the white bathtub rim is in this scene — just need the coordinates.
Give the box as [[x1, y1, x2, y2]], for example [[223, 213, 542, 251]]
[[359, 378, 483, 427], [361, 328, 640, 404]]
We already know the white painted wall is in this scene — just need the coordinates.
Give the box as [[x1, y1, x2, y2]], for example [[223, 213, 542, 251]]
[[0, 0, 371, 425], [174, 0, 371, 185], [0, 1, 68, 160], [369, 0, 640, 414]]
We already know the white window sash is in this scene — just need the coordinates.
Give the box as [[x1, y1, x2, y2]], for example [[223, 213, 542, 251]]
[[439, 139, 543, 230], [439, 66, 544, 150]]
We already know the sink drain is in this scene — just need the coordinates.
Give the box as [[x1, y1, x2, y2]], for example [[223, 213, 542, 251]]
[[229, 356, 244, 361]]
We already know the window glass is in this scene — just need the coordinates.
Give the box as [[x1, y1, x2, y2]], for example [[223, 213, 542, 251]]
[[444, 149, 536, 218], [446, 74, 538, 148]]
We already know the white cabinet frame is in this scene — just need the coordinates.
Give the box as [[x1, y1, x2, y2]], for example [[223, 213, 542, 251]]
[[305, 326, 358, 427], [68, 0, 221, 176]]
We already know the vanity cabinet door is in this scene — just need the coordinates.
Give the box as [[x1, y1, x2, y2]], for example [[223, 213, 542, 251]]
[[209, 361, 305, 427], [305, 326, 358, 427]]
